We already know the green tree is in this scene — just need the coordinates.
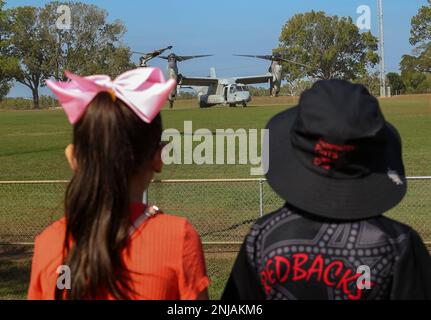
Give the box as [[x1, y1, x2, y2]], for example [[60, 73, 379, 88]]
[[177, 91, 197, 100], [8, 1, 133, 108], [40, 1, 133, 80], [405, 1, 431, 75], [400, 55, 427, 93], [277, 11, 379, 81], [280, 80, 314, 96], [410, 0, 431, 47], [248, 86, 270, 97], [0, 0, 19, 100], [386, 72, 406, 95], [354, 71, 380, 97], [8, 6, 50, 108]]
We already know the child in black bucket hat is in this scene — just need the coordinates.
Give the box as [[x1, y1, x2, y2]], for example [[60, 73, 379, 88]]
[[222, 80, 431, 300]]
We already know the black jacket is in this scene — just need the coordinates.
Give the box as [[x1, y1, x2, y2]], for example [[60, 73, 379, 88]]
[[222, 204, 431, 300]]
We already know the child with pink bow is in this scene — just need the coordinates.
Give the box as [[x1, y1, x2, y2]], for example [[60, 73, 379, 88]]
[[27, 68, 210, 300]]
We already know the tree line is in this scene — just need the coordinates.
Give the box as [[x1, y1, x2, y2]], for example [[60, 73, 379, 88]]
[[0, 0, 133, 108], [257, 2, 430, 97], [1, 1, 430, 108]]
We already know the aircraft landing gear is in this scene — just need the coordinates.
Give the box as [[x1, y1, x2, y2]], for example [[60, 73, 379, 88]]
[[228, 102, 247, 108]]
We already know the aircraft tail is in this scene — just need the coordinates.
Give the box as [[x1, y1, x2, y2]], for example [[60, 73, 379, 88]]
[[210, 67, 217, 78]]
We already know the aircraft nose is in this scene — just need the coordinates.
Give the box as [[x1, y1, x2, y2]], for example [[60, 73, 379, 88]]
[[236, 91, 250, 102]]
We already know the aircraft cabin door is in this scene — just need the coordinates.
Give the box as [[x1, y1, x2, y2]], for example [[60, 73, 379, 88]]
[[228, 85, 236, 103]]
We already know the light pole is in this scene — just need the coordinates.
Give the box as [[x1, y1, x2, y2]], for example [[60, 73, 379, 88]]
[[377, 0, 386, 97]]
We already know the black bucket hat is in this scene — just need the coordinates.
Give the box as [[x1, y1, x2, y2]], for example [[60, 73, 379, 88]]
[[265, 79, 407, 220]]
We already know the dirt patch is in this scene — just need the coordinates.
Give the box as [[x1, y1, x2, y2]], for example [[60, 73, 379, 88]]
[[0, 245, 33, 263], [0, 245, 33, 300]]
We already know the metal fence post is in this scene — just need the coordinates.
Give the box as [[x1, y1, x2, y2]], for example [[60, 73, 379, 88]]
[[259, 179, 264, 217]]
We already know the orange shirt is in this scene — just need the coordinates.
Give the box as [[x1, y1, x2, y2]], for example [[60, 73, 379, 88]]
[[27, 203, 209, 300]]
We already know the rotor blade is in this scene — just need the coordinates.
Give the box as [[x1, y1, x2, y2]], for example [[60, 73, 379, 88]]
[[234, 54, 274, 61], [235, 54, 309, 68], [132, 51, 148, 55], [176, 55, 213, 62], [278, 58, 309, 68], [157, 54, 212, 61], [235, 54, 308, 67]]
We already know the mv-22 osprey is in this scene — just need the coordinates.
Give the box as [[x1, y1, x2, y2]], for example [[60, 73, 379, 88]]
[[134, 47, 306, 108]]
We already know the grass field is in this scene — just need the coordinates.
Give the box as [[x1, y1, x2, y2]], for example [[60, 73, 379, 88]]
[[0, 95, 430, 300], [0, 95, 430, 180]]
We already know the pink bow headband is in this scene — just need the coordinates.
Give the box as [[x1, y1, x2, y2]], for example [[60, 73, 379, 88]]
[[46, 67, 177, 124]]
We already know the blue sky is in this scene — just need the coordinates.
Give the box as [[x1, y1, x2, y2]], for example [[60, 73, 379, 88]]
[[5, 0, 428, 97]]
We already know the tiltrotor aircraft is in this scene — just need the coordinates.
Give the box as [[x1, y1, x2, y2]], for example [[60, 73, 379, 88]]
[[159, 52, 275, 108], [134, 47, 306, 108]]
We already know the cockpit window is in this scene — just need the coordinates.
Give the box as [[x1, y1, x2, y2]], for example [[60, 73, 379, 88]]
[[229, 86, 236, 93]]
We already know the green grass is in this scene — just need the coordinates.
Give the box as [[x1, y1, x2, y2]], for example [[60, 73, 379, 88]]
[[0, 95, 430, 180], [0, 246, 32, 300], [0, 95, 430, 300], [0, 102, 298, 180]]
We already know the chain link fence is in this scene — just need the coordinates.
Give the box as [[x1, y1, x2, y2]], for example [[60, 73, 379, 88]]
[[0, 177, 430, 299]]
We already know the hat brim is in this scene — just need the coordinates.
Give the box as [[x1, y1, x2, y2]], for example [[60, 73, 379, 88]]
[[265, 107, 407, 220]]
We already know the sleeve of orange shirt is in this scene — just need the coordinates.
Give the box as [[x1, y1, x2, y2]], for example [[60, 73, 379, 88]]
[[27, 236, 43, 300], [178, 220, 210, 300]]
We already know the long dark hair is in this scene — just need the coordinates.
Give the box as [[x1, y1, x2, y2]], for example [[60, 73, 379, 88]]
[[56, 92, 162, 299]]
